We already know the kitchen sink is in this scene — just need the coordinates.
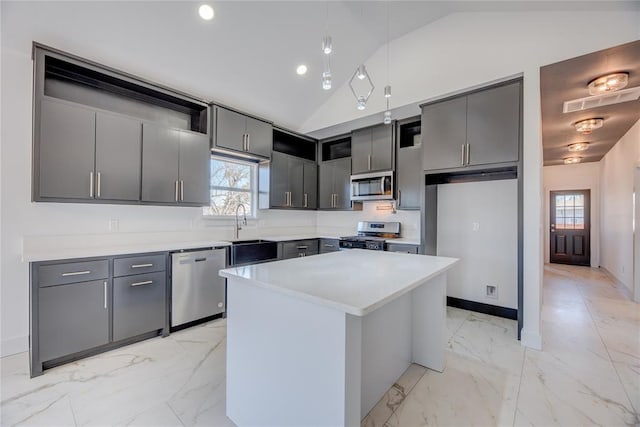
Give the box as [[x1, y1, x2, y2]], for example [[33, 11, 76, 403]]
[[230, 240, 278, 266]]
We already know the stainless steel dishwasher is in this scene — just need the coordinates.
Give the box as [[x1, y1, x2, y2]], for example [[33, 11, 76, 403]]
[[170, 248, 227, 329]]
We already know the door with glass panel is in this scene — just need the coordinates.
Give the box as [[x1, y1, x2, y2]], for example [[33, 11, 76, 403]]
[[550, 190, 590, 266]]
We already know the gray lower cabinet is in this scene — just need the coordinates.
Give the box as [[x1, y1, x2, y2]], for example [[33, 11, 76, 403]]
[[422, 80, 521, 172], [319, 238, 340, 253], [31, 252, 169, 377], [141, 124, 210, 205], [214, 105, 272, 158], [319, 158, 351, 209], [38, 279, 110, 362], [270, 152, 317, 209], [385, 243, 420, 254], [113, 271, 166, 342], [279, 239, 319, 259], [351, 124, 394, 174]]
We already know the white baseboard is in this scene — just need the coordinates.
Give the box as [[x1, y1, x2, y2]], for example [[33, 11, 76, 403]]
[[600, 267, 634, 300], [1, 335, 28, 358], [520, 328, 542, 350]]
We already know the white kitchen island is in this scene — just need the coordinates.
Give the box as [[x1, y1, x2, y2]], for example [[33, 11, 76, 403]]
[[219, 250, 458, 427]]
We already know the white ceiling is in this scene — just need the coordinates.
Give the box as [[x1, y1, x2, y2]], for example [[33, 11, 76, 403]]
[[2, 1, 639, 131]]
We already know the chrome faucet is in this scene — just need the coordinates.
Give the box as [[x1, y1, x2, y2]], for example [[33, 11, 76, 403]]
[[235, 203, 247, 240]]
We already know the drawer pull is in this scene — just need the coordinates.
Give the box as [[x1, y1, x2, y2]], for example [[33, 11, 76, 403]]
[[61, 270, 91, 277], [297, 246, 308, 250], [130, 280, 153, 287], [324, 244, 335, 248], [131, 263, 153, 269]]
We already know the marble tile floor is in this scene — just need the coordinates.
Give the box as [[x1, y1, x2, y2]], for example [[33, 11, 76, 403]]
[[2, 263, 639, 426]]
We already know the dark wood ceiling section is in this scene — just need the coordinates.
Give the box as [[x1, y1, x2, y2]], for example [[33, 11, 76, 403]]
[[540, 40, 640, 166]]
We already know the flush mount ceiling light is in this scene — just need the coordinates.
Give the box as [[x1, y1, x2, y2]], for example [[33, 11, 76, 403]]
[[564, 156, 583, 165], [568, 142, 589, 152], [574, 118, 603, 134], [588, 72, 629, 95], [349, 64, 374, 110], [296, 65, 308, 75], [198, 4, 214, 20]]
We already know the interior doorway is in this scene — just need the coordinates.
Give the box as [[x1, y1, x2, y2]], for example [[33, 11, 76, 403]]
[[550, 189, 591, 266]]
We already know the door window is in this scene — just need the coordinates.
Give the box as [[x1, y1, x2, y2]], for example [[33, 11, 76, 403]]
[[554, 194, 585, 230]]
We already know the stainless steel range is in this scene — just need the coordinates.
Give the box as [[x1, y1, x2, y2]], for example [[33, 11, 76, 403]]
[[339, 221, 401, 251]]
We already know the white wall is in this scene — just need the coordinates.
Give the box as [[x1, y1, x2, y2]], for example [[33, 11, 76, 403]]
[[543, 162, 600, 267], [302, 10, 639, 350], [437, 180, 518, 309], [599, 119, 640, 293]]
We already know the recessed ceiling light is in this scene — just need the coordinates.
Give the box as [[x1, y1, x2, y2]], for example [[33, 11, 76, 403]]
[[568, 142, 589, 152], [199, 4, 214, 20], [296, 65, 308, 75], [588, 72, 628, 95], [564, 156, 583, 165], [574, 118, 603, 134]]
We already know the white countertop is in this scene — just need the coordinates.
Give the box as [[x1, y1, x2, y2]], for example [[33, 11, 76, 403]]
[[220, 250, 458, 316]]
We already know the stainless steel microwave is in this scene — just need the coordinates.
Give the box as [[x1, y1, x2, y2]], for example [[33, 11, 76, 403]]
[[350, 171, 394, 201]]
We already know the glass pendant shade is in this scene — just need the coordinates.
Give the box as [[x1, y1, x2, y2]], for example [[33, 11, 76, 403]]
[[383, 110, 392, 124], [356, 65, 367, 80], [322, 71, 332, 90], [384, 85, 391, 98], [322, 36, 333, 55], [356, 96, 366, 110]]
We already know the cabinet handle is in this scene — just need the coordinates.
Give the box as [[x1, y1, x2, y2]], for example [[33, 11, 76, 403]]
[[466, 144, 470, 166], [131, 263, 153, 269], [130, 280, 153, 287], [334, 193, 338, 208], [461, 145, 465, 166], [103, 281, 108, 309], [398, 190, 402, 206], [242, 134, 245, 151], [297, 246, 308, 250], [89, 172, 94, 198], [96, 172, 101, 198], [247, 133, 250, 151], [174, 180, 179, 201], [62, 270, 91, 277], [368, 155, 372, 171], [180, 180, 184, 201], [304, 193, 308, 208], [324, 244, 335, 248]]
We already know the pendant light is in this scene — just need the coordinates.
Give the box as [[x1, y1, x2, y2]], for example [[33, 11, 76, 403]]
[[321, 2, 332, 91], [383, 1, 392, 124]]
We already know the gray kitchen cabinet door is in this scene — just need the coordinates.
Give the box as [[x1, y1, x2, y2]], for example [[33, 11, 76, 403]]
[[371, 124, 394, 172], [178, 131, 210, 205], [270, 152, 290, 207], [38, 279, 109, 361], [289, 157, 305, 208], [303, 162, 317, 209], [215, 106, 246, 153], [334, 157, 352, 209], [39, 99, 96, 199], [351, 128, 371, 174], [466, 82, 520, 166], [318, 162, 334, 209], [397, 144, 422, 210], [422, 96, 467, 171], [95, 112, 142, 201], [319, 238, 339, 253], [141, 123, 180, 203], [112, 271, 166, 342], [245, 116, 273, 158]]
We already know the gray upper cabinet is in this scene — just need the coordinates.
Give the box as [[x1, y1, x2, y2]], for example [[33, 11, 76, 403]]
[[319, 157, 351, 209], [422, 96, 467, 171], [142, 124, 210, 206], [351, 124, 394, 174], [214, 106, 272, 158], [269, 151, 316, 209], [466, 82, 520, 166], [38, 100, 96, 199], [32, 46, 210, 207], [141, 124, 180, 203], [396, 119, 422, 210], [178, 131, 210, 205], [422, 80, 521, 172], [95, 112, 142, 201]]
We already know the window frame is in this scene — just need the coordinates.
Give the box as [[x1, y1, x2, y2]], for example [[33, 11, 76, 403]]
[[202, 154, 258, 219]]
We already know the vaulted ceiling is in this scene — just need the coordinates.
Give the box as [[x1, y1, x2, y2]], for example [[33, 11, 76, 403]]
[[2, 1, 639, 133]]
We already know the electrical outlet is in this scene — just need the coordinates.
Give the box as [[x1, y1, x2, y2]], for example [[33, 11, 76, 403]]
[[108, 219, 119, 232], [486, 284, 498, 299], [472, 222, 480, 232]]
